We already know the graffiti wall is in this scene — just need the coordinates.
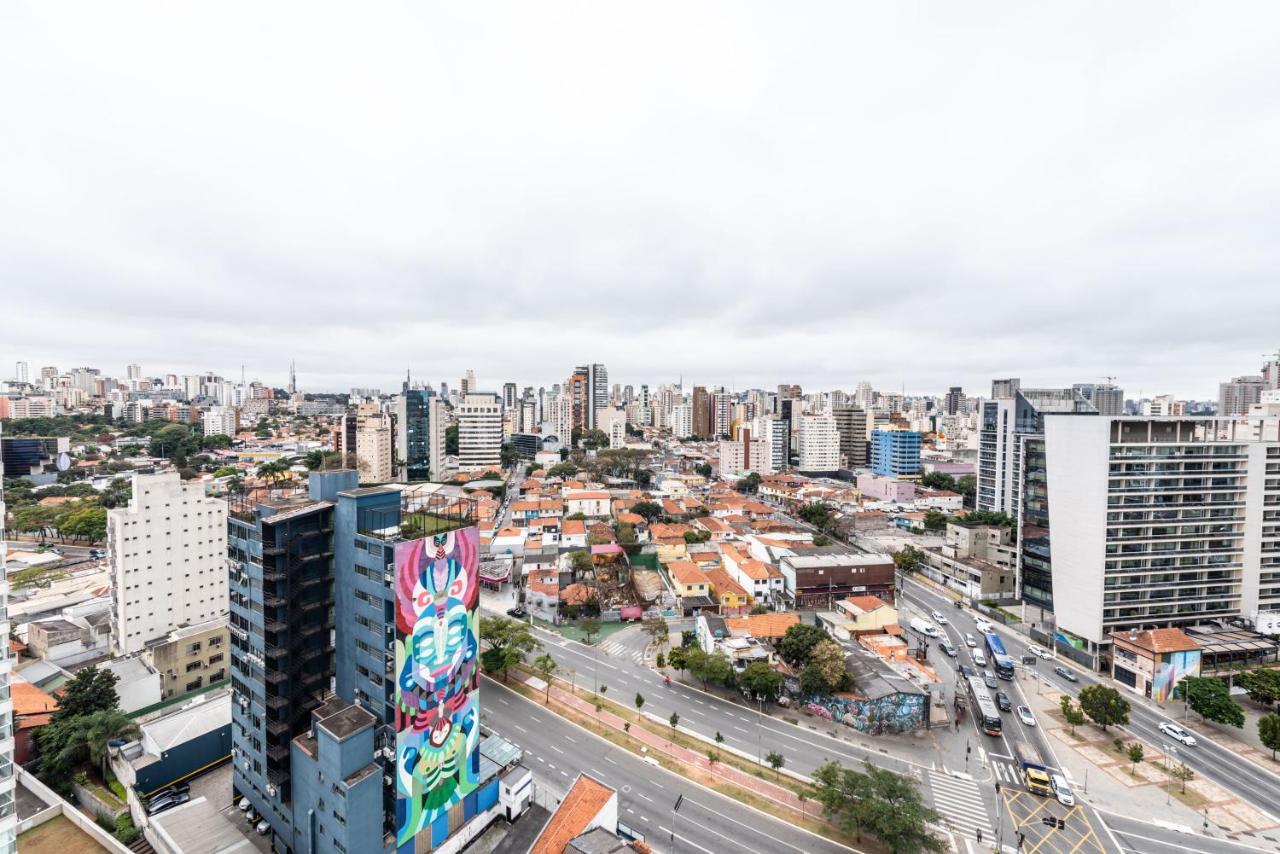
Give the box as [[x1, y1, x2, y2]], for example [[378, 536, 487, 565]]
[[394, 528, 481, 849], [1152, 648, 1201, 704], [803, 690, 926, 735]]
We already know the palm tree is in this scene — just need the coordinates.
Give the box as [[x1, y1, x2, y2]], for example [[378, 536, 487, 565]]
[[257, 460, 291, 485], [48, 710, 140, 783]]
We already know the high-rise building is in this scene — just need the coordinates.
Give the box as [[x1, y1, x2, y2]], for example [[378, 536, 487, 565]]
[[127, 363, 142, 381], [797, 413, 839, 474], [0, 426, 16, 850], [691, 386, 711, 438], [395, 385, 443, 482], [502, 382, 517, 411], [638, 384, 651, 426], [229, 471, 350, 848], [978, 386, 1096, 516], [12, 362, 27, 385], [288, 360, 297, 395], [870, 430, 921, 477], [109, 472, 228, 654], [1044, 416, 1280, 668], [460, 370, 477, 396], [203, 406, 239, 438], [671, 403, 693, 439], [719, 427, 773, 478], [1219, 375, 1265, 417], [711, 390, 733, 438], [457, 392, 502, 469], [340, 403, 396, 484], [1264, 354, 1280, 390], [944, 387, 964, 416], [583, 363, 609, 429], [832, 407, 869, 468]]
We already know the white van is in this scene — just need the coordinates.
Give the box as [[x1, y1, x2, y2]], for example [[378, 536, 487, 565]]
[[1051, 773, 1075, 807]]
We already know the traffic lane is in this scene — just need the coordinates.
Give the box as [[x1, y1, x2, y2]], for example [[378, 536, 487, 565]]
[[519, 623, 926, 777], [1099, 811, 1265, 854], [481, 677, 851, 854]]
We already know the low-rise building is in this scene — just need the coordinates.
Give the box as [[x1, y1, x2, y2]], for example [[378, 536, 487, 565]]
[[1110, 628, 1202, 703], [565, 490, 611, 517], [705, 567, 751, 616], [142, 618, 229, 700], [779, 553, 895, 609]]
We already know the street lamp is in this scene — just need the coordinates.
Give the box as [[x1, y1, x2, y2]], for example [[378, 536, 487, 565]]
[[1163, 743, 1177, 806]]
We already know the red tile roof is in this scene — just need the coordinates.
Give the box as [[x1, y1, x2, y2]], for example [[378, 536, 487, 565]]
[[530, 773, 616, 854]]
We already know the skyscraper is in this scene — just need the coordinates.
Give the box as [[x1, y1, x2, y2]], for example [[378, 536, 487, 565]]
[[502, 382, 517, 411], [1218, 375, 1265, 417], [797, 413, 839, 474], [109, 472, 228, 654], [457, 392, 503, 469], [288, 360, 297, 395], [944, 386, 964, 416], [12, 362, 27, 384], [395, 383, 443, 482], [691, 386, 711, 438], [871, 430, 922, 477], [460, 369, 477, 395], [572, 363, 609, 429], [832, 406, 869, 468], [229, 471, 350, 847]]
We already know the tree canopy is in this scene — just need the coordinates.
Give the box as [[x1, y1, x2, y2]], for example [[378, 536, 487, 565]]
[[779, 623, 829, 668], [738, 661, 783, 704], [1238, 668, 1280, 707], [1184, 677, 1244, 728], [813, 760, 943, 853], [478, 616, 541, 681], [1077, 684, 1130, 731]]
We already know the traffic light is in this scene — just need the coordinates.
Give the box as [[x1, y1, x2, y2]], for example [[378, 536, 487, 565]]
[[995, 781, 1001, 794], [1058, 818, 1066, 830], [1042, 817, 1054, 828]]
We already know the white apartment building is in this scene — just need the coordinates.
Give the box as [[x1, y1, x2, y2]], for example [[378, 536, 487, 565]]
[[718, 431, 774, 478], [202, 406, 239, 437], [1045, 416, 1280, 665], [458, 392, 503, 470], [797, 413, 839, 473], [598, 406, 627, 449], [671, 404, 693, 439], [109, 471, 229, 655], [0, 427, 16, 849]]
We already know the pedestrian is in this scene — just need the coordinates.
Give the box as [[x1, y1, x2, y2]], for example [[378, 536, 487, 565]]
[[976, 829, 983, 843]]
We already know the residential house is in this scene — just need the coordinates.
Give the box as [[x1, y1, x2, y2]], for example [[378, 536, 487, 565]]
[[705, 567, 751, 616], [12, 677, 58, 764], [692, 516, 733, 542], [142, 618, 229, 700], [565, 490, 611, 518], [1110, 628, 1202, 703], [719, 543, 785, 605], [694, 613, 771, 672], [530, 773, 620, 854], [561, 519, 588, 548], [525, 569, 561, 623], [723, 612, 798, 644]]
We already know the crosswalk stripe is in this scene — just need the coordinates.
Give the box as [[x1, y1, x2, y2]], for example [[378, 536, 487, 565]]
[[926, 772, 994, 837]]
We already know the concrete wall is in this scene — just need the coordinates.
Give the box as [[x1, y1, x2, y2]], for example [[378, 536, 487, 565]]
[[16, 769, 133, 853]]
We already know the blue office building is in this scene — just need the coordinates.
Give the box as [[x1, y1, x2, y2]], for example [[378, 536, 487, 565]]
[[871, 430, 921, 477]]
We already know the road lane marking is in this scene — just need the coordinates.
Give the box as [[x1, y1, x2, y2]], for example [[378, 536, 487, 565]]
[[497, 697, 509, 705]]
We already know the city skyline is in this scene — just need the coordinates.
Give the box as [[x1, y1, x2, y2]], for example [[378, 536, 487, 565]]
[[5, 5, 1280, 398]]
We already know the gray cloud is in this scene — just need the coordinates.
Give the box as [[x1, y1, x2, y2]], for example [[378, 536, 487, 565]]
[[3, 1, 1279, 399]]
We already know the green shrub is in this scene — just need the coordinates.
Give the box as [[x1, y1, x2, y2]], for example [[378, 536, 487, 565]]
[[108, 780, 127, 801], [114, 814, 141, 844], [95, 811, 115, 832]]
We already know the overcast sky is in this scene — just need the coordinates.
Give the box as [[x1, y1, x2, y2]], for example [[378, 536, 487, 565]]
[[3, 3, 1279, 400]]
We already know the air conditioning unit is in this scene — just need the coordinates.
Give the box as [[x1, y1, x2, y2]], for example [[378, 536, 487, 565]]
[[383, 774, 393, 786], [266, 784, 278, 797]]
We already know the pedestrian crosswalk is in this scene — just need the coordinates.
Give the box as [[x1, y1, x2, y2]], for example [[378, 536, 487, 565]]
[[598, 639, 645, 664], [925, 771, 995, 842], [992, 760, 1021, 787]]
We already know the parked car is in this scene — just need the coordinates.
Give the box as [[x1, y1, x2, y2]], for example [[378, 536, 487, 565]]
[[1054, 665, 1078, 683], [147, 783, 190, 805], [983, 670, 998, 689], [1051, 773, 1075, 807], [942, 643, 958, 658], [1159, 722, 1198, 746], [256, 820, 271, 835], [1017, 706, 1036, 727], [995, 691, 1012, 711], [973, 650, 988, 667], [148, 792, 190, 816], [964, 633, 977, 648], [506, 606, 527, 619]]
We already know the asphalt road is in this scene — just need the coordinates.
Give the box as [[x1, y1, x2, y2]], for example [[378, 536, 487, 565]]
[[1099, 810, 1275, 854], [480, 675, 853, 854]]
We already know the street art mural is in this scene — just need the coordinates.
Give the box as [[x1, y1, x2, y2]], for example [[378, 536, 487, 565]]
[[394, 527, 481, 848], [1152, 648, 1202, 704], [803, 690, 926, 735]]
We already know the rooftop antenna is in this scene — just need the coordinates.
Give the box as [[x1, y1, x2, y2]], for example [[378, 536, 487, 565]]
[[1100, 375, 1118, 385]]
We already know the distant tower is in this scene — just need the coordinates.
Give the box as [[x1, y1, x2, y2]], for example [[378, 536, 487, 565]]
[[289, 360, 297, 395]]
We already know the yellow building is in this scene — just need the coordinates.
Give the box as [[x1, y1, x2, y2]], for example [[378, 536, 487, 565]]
[[668, 561, 712, 599]]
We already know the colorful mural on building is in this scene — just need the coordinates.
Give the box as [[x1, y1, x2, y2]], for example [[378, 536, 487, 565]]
[[1152, 648, 1202, 704], [802, 690, 926, 735], [394, 528, 481, 849]]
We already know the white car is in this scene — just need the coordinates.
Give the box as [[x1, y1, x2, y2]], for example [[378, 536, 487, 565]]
[[1028, 644, 1051, 659], [1017, 706, 1036, 727], [931, 610, 949, 625], [1159, 722, 1197, 746], [964, 633, 977, 648], [975, 619, 993, 634], [1050, 773, 1075, 807], [973, 650, 988, 667]]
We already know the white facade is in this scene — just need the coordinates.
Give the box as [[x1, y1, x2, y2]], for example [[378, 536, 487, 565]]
[[0, 425, 15, 850], [797, 413, 839, 472], [671, 404, 693, 439], [718, 435, 773, 478], [1045, 416, 1280, 658], [202, 406, 239, 437], [109, 471, 229, 655], [458, 392, 503, 470]]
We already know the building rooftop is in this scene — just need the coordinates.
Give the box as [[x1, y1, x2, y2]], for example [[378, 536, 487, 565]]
[[1112, 628, 1200, 654], [530, 773, 615, 854], [316, 701, 375, 742]]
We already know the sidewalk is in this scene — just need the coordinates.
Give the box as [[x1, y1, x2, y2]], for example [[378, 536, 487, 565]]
[[1019, 669, 1280, 848]]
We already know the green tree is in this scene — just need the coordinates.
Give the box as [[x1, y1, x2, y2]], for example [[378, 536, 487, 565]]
[[201, 432, 233, 450], [707, 749, 720, 777], [547, 462, 578, 478], [52, 666, 121, 723], [813, 760, 942, 853], [1260, 714, 1280, 760], [798, 502, 835, 531], [38, 710, 139, 782], [533, 654, 557, 703], [736, 472, 762, 493], [1060, 696, 1086, 734], [666, 646, 687, 677], [1077, 684, 1131, 732], [689, 650, 734, 690], [478, 616, 541, 682], [634, 692, 645, 720], [738, 661, 783, 704], [213, 465, 240, 478], [59, 504, 107, 542], [694, 462, 713, 479], [256, 459, 291, 484], [669, 711, 680, 729], [767, 750, 785, 780], [779, 623, 829, 667], [1184, 677, 1245, 728], [892, 546, 922, 573], [642, 616, 669, 650], [1127, 742, 1145, 774], [1169, 762, 1194, 793], [631, 501, 665, 522], [1238, 669, 1280, 708], [579, 617, 602, 645], [568, 550, 593, 581], [956, 474, 977, 506], [806, 640, 849, 693], [922, 509, 948, 532], [920, 472, 957, 491]]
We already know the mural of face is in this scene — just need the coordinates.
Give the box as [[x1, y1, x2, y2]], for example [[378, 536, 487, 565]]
[[394, 528, 481, 847]]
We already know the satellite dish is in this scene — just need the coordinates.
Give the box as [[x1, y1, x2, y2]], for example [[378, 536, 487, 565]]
[[57, 452, 72, 472]]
